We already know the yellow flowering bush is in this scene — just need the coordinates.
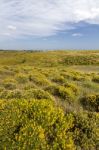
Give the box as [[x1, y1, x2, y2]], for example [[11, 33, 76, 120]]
[[16, 73, 28, 84], [0, 99, 75, 150], [29, 74, 51, 86], [63, 82, 79, 96], [45, 85, 74, 102], [0, 90, 23, 99], [72, 112, 99, 150], [81, 94, 99, 112], [24, 89, 54, 100]]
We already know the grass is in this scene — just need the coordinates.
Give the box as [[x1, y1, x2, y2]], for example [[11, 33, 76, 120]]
[[0, 50, 99, 150]]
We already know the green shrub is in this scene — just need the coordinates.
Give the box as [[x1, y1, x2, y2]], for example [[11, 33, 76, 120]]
[[92, 75, 99, 83], [80, 94, 99, 112], [24, 89, 54, 100], [58, 86, 74, 102], [2, 79, 17, 90], [72, 74, 85, 81], [29, 74, 51, 86], [51, 75, 66, 84], [7, 90, 23, 99], [83, 81, 98, 89], [0, 99, 75, 150], [16, 74, 28, 84], [72, 112, 99, 150], [0, 90, 23, 99], [64, 82, 79, 96], [24, 84, 37, 90], [63, 55, 98, 65], [45, 85, 74, 102], [60, 72, 72, 80], [44, 85, 59, 95], [0, 90, 8, 99], [0, 87, 5, 92], [21, 58, 26, 64], [3, 82, 16, 90]]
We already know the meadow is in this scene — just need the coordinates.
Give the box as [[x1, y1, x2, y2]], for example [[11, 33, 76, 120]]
[[0, 50, 99, 150]]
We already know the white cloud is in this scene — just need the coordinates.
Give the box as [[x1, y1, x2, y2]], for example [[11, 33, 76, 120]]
[[72, 33, 83, 37], [8, 25, 17, 31], [0, 0, 99, 38]]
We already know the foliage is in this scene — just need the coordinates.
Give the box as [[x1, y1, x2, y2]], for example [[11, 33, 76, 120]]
[[92, 75, 99, 83], [24, 89, 54, 100], [16, 73, 28, 84], [80, 94, 99, 112], [45, 85, 75, 103], [72, 112, 99, 150], [0, 99, 75, 150]]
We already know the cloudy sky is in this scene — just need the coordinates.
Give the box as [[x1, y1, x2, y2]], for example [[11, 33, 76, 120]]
[[0, 0, 99, 50]]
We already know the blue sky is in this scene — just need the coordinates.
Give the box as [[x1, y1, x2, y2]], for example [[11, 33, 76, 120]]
[[0, 0, 99, 50]]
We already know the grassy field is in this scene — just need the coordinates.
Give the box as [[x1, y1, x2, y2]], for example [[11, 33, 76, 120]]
[[0, 50, 99, 150]]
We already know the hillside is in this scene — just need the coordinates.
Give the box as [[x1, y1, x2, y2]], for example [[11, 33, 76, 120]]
[[0, 50, 99, 150]]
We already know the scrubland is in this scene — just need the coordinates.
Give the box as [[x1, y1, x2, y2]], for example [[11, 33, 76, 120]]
[[0, 50, 99, 150]]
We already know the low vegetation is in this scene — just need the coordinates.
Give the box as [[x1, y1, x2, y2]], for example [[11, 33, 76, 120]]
[[0, 50, 99, 150]]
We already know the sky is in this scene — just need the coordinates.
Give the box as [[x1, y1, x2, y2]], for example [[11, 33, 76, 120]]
[[0, 0, 99, 50]]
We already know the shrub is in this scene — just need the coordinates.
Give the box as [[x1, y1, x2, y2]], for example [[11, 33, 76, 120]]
[[0, 90, 23, 99], [64, 82, 79, 96], [21, 58, 26, 64], [51, 75, 66, 84], [0, 99, 75, 150], [45, 85, 74, 103], [80, 94, 99, 112], [60, 72, 72, 80], [6, 90, 23, 99], [3, 82, 16, 90], [24, 84, 37, 90], [29, 74, 51, 86], [58, 86, 74, 102], [72, 74, 85, 81], [63, 55, 98, 65], [44, 85, 59, 95], [24, 89, 54, 100], [72, 112, 99, 150], [2, 79, 17, 90], [0, 90, 8, 99], [16, 74, 28, 84], [0, 87, 5, 92], [92, 75, 99, 83]]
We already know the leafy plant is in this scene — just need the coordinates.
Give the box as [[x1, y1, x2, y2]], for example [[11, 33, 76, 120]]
[[0, 99, 75, 150]]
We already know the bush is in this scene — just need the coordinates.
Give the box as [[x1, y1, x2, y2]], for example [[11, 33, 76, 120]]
[[6, 90, 23, 99], [64, 82, 79, 96], [0, 87, 5, 92], [92, 75, 99, 83], [29, 74, 51, 86], [58, 86, 74, 102], [0, 99, 75, 150], [3, 82, 16, 90], [63, 55, 98, 65], [2, 79, 17, 90], [45, 85, 74, 103], [51, 75, 66, 84], [0, 90, 8, 99], [16, 74, 28, 84], [80, 94, 99, 112], [24, 89, 54, 100], [72, 112, 99, 150], [0, 90, 23, 99]]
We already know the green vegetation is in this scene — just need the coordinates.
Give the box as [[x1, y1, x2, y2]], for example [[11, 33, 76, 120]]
[[0, 50, 99, 150]]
